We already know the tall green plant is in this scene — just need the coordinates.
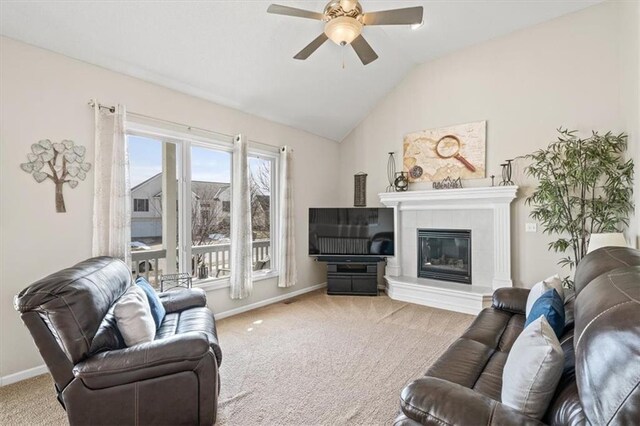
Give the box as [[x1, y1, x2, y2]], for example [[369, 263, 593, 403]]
[[524, 128, 634, 278]]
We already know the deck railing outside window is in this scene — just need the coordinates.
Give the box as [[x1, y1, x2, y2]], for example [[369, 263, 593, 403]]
[[131, 239, 270, 287]]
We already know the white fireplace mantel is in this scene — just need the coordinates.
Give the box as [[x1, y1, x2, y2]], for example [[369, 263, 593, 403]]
[[379, 186, 518, 314], [379, 186, 518, 209]]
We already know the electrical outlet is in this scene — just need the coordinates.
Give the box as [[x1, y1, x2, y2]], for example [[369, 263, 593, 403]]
[[525, 223, 537, 233]]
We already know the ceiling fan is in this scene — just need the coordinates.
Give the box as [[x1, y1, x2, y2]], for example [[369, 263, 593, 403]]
[[267, 0, 424, 65]]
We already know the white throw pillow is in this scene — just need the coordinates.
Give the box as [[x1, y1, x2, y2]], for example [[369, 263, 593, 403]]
[[502, 316, 564, 419], [526, 274, 564, 317], [114, 285, 156, 347]]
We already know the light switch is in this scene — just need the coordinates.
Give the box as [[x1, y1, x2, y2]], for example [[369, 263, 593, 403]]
[[525, 223, 537, 233]]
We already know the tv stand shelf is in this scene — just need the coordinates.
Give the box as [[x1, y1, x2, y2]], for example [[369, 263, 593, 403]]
[[319, 258, 380, 296]]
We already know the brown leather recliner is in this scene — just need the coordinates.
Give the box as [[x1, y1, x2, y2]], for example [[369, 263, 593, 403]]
[[14, 256, 222, 425], [396, 246, 640, 425]]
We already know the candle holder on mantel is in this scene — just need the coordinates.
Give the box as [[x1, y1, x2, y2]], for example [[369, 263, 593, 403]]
[[386, 152, 396, 192], [499, 159, 515, 186]]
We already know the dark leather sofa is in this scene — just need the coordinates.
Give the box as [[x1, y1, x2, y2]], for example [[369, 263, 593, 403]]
[[15, 256, 222, 425], [396, 246, 640, 425]]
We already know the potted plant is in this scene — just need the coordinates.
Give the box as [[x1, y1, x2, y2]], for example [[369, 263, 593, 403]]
[[524, 128, 634, 286]]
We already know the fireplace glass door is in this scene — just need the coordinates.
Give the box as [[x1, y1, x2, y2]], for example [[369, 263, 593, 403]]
[[417, 229, 471, 284]]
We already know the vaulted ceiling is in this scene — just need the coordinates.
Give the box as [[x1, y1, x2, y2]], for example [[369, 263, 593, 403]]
[[0, 0, 601, 141]]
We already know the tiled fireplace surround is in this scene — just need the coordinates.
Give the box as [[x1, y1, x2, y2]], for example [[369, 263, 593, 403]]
[[379, 186, 518, 314]]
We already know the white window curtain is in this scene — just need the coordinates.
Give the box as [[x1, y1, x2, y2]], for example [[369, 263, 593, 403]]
[[92, 103, 131, 264], [278, 146, 297, 288], [230, 134, 253, 299]]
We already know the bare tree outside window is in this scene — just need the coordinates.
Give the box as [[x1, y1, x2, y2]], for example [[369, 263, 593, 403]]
[[250, 159, 271, 241], [191, 183, 230, 246]]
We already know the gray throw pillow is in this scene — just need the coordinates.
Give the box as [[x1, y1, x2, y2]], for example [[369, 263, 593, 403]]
[[501, 316, 564, 419], [526, 274, 565, 317], [114, 285, 156, 347]]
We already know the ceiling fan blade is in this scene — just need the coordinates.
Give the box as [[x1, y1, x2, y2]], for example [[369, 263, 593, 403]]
[[267, 4, 325, 20], [362, 6, 424, 26], [351, 35, 378, 65], [294, 33, 329, 60]]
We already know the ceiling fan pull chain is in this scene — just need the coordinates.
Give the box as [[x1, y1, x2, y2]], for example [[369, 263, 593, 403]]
[[342, 46, 345, 69]]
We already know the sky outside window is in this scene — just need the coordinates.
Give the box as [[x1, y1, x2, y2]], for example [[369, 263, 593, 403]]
[[129, 136, 232, 186]]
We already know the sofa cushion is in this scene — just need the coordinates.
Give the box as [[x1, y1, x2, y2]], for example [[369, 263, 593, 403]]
[[492, 287, 530, 314], [426, 307, 525, 400], [89, 303, 125, 355], [573, 264, 640, 425], [400, 377, 546, 426], [537, 307, 581, 425], [136, 277, 166, 329], [471, 350, 508, 401], [156, 307, 222, 366], [502, 316, 564, 419], [573, 246, 640, 295], [14, 257, 131, 363], [114, 285, 156, 347], [544, 373, 586, 425], [526, 289, 565, 338], [459, 307, 524, 352]]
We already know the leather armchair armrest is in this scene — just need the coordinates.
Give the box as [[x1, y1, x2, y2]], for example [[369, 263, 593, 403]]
[[159, 288, 207, 313], [73, 332, 213, 389], [491, 287, 530, 314], [401, 377, 544, 426]]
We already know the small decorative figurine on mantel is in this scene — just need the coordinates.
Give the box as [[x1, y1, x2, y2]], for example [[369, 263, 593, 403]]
[[394, 171, 409, 191], [432, 176, 463, 190]]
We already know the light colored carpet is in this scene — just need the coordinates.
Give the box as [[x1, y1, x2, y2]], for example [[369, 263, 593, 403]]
[[1, 290, 473, 425]]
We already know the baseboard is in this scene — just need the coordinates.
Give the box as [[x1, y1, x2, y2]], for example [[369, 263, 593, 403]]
[[1, 364, 48, 387], [215, 282, 327, 320]]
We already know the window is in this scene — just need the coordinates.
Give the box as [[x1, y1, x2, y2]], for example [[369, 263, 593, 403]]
[[249, 156, 272, 272], [133, 198, 149, 212], [191, 144, 232, 279], [128, 135, 181, 288], [127, 127, 278, 287]]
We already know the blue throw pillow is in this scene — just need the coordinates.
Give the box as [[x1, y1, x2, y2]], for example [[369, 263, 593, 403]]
[[135, 277, 166, 329], [525, 289, 565, 338]]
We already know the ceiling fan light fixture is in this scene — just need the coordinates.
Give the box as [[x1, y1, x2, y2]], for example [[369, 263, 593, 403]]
[[324, 16, 363, 45], [339, 0, 358, 12]]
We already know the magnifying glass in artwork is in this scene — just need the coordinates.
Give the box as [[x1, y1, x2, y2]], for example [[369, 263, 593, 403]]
[[435, 135, 476, 172]]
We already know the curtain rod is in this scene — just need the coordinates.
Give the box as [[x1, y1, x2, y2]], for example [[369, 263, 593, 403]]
[[88, 100, 283, 152]]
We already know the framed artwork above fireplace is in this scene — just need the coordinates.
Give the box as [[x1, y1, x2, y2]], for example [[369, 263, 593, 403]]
[[403, 121, 486, 183]]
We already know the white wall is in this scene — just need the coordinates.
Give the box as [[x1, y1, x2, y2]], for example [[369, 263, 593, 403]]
[[339, 0, 639, 287], [0, 37, 340, 379], [619, 0, 640, 247]]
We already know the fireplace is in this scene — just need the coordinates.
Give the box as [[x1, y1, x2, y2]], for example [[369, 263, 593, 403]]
[[417, 229, 471, 284]]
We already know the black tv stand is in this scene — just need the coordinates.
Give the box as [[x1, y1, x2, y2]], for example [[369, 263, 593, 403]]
[[316, 257, 381, 296]]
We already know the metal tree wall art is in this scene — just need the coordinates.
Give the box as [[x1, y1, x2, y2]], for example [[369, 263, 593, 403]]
[[20, 139, 91, 213]]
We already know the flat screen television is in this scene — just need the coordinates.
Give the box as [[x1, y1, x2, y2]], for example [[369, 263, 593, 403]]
[[308, 208, 395, 257]]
